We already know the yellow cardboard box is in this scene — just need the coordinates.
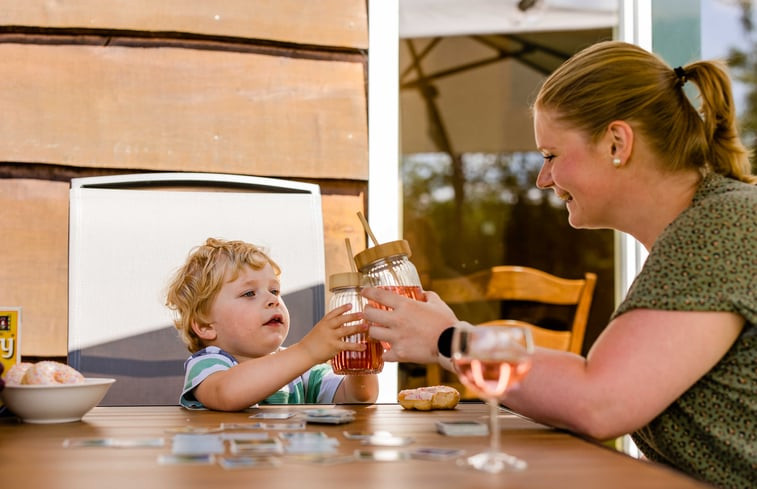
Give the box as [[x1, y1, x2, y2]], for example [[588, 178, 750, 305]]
[[1, 307, 22, 389]]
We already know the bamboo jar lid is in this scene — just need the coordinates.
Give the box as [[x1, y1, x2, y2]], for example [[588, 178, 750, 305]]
[[353, 239, 412, 271], [328, 271, 362, 291]]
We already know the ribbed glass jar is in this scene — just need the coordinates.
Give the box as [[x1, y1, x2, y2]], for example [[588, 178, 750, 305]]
[[328, 272, 384, 375], [354, 240, 425, 301], [354, 240, 426, 354]]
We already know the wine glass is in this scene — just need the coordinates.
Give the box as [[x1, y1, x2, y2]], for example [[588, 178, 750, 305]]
[[451, 322, 534, 473]]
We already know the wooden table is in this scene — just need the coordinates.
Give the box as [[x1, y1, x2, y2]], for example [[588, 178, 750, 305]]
[[0, 403, 711, 489]]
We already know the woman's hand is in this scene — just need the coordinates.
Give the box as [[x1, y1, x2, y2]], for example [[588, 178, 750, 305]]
[[361, 287, 458, 363]]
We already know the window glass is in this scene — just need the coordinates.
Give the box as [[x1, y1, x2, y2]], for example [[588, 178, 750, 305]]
[[399, 31, 615, 389], [702, 0, 757, 167]]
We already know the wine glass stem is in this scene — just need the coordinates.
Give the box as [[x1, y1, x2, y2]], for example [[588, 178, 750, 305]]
[[488, 397, 500, 455]]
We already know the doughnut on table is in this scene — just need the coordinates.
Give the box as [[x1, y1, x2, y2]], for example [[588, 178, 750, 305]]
[[0, 403, 711, 489]]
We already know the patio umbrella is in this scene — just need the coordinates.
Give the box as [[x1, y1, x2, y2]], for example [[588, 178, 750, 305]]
[[399, 0, 618, 154]]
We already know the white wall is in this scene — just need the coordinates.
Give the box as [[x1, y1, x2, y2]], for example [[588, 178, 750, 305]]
[[368, 0, 401, 403]]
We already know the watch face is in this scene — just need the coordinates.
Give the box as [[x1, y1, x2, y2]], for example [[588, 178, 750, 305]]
[[437, 326, 455, 358]]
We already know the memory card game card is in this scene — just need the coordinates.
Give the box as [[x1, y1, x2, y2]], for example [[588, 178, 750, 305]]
[[221, 431, 270, 441], [279, 431, 328, 441], [218, 456, 281, 470], [230, 437, 283, 455], [249, 412, 296, 420], [354, 449, 408, 462], [262, 421, 307, 430], [435, 420, 489, 436], [303, 408, 356, 425], [342, 430, 392, 440], [220, 422, 265, 431], [361, 434, 414, 447], [289, 454, 357, 465], [410, 447, 464, 460], [171, 433, 225, 455], [158, 454, 216, 465]]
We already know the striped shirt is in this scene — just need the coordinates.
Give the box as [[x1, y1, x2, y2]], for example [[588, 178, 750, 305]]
[[179, 346, 343, 409]]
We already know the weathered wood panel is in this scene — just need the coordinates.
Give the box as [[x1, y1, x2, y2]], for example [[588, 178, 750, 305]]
[[0, 44, 368, 180], [0, 0, 368, 49], [0, 177, 366, 357], [0, 179, 69, 357], [0, 0, 370, 357], [321, 184, 367, 302]]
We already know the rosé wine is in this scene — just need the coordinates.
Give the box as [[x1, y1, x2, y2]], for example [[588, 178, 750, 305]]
[[453, 357, 532, 398]]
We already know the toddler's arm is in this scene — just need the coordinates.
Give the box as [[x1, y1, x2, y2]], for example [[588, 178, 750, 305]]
[[194, 304, 366, 411], [333, 373, 379, 403]]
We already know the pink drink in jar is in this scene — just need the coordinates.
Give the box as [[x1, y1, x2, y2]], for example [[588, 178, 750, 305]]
[[354, 241, 426, 350], [328, 272, 383, 375]]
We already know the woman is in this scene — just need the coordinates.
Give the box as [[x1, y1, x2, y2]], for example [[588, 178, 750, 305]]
[[362, 41, 755, 489]]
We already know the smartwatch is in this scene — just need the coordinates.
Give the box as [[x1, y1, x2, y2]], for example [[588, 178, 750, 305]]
[[436, 326, 455, 371]]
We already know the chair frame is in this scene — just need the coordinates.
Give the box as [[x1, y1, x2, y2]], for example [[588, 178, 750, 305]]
[[430, 265, 597, 355], [424, 266, 597, 389]]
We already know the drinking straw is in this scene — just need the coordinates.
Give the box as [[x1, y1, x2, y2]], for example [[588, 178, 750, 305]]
[[356, 211, 401, 284], [345, 238, 358, 273], [357, 212, 380, 246]]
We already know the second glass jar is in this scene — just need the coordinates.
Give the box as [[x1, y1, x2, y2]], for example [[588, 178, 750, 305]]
[[328, 271, 384, 374]]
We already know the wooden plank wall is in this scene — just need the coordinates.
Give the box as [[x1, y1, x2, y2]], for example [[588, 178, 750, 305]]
[[0, 1, 369, 357]]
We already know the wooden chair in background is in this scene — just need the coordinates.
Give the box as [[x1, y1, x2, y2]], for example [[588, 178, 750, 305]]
[[425, 265, 597, 389]]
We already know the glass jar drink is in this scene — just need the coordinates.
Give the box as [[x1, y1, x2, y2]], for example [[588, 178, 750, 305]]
[[328, 271, 384, 374], [354, 240, 426, 343]]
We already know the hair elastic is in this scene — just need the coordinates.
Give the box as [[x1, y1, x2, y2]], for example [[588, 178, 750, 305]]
[[674, 66, 687, 85]]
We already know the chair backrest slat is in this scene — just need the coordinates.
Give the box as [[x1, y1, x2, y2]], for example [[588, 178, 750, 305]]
[[430, 266, 597, 355]]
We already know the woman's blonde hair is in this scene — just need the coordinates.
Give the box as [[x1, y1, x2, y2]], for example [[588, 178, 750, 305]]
[[166, 237, 281, 353], [534, 40, 756, 184]]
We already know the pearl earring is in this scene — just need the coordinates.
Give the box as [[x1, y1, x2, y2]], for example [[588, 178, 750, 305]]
[[612, 157, 622, 168]]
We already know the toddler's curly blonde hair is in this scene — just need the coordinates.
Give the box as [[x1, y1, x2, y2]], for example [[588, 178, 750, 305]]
[[166, 237, 281, 352]]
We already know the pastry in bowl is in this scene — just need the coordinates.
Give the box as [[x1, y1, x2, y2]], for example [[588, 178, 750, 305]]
[[5, 361, 85, 386], [1, 361, 114, 423]]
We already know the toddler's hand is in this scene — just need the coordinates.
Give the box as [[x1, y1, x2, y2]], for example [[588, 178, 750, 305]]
[[299, 304, 367, 364]]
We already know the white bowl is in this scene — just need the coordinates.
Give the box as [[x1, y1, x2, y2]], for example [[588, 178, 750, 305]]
[[0, 378, 116, 424]]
